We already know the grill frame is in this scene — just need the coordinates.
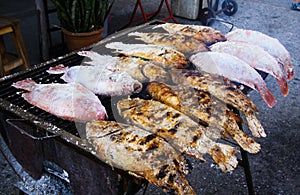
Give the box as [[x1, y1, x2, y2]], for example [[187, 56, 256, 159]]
[[0, 21, 164, 194], [0, 20, 258, 194]]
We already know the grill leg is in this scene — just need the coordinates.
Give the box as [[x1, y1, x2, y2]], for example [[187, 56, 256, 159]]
[[240, 148, 255, 195], [234, 108, 255, 195]]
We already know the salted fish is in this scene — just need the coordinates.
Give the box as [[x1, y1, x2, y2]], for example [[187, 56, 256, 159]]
[[47, 64, 142, 96], [128, 32, 209, 54], [210, 41, 289, 96], [12, 79, 107, 122], [226, 29, 294, 80], [86, 120, 195, 195], [153, 23, 226, 45], [147, 82, 261, 154], [117, 98, 238, 172], [190, 51, 277, 108], [105, 42, 189, 69], [78, 51, 170, 83], [170, 69, 266, 138]]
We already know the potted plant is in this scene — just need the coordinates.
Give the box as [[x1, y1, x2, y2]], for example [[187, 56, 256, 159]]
[[51, 0, 114, 51]]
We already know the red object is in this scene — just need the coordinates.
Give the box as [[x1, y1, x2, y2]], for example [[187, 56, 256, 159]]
[[122, 0, 179, 29]]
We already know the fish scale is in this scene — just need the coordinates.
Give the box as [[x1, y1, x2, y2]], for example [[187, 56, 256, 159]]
[[146, 82, 261, 154], [189, 51, 277, 109], [117, 98, 239, 172], [86, 120, 195, 195], [210, 41, 289, 96], [170, 69, 266, 138]]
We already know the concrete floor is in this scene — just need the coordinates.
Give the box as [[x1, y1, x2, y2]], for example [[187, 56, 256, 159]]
[[0, 0, 299, 194]]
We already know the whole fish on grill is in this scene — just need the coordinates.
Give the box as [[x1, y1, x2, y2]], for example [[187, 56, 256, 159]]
[[226, 29, 294, 80], [153, 23, 226, 45], [86, 120, 196, 195], [210, 41, 289, 96], [170, 69, 266, 138], [128, 32, 209, 55], [12, 79, 107, 122], [78, 51, 170, 83], [190, 51, 277, 108], [105, 42, 189, 69], [117, 98, 238, 172], [47, 64, 142, 96], [146, 82, 261, 154]]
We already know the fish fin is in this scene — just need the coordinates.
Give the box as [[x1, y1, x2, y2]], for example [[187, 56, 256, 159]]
[[47, 64, 68, 74], [279, 60, 294, 81], [255, 83, 277, 108], [77, 50, 94, 57], [209, 143, 238, 172], [128, 32, 143, 37], [12, 78, 36, 91], [286, 63, 294, 80], [245, 113, 266, 138], [277, 76, 289, 96]]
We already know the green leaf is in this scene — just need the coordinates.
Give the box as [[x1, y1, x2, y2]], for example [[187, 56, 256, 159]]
[[51, 0, 114, 32]]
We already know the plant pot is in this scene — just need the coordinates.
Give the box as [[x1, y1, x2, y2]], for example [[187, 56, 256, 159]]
[[62, 28, 104, 51]]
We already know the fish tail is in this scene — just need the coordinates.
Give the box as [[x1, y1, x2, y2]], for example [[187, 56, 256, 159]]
[[209, 143, 238, 172], [255, 82, 277, 108], [286, 63, 294, 80], [277, 76, 289, 96], [279, 60, 294, 80], [168, 174, 196, 195], [245, 113, 266, 138], [140, 169, 196, 195], [223, 116, 261, 153]]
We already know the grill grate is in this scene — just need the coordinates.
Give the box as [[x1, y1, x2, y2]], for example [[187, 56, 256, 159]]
[[0, 54, 85, 137]]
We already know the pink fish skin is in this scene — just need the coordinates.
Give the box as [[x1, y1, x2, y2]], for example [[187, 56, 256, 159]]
[[12, 78, 107, 122], [210, 41, 289, 96], [190, 52, 277, 108], [47, 64, 142, 96], [226, 29, 294, 80]]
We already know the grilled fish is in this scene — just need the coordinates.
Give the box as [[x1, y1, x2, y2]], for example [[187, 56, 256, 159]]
[[190, 51, 277, 108], [170, 69, 266, 138], [47, 64, 142, 96], [12, 79, 107, 122], [117, 98, 238, 172], [78, 51, 170, 83], [117, 56, 171, 83], [86, 120, 195, 195], [105, 42, 189, 69], [210, 41, 289, 96], [226, 29, 294, 80], [128, 32, 209, 55], [153, 23, 226, 45], [146, 82, 261, 154]]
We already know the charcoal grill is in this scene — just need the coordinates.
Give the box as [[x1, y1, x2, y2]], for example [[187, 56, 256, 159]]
[[0, 20, 256, 194]]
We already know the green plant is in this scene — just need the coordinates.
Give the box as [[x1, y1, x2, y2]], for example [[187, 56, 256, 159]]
[[51, 0, 114, 33]]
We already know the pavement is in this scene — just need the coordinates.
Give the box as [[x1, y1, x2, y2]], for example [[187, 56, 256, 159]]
[[0, 0, 299, 194]]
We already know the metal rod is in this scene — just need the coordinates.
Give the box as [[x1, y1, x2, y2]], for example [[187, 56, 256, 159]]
[[232, 107, 255, 195], [240, 147, 255, 195]]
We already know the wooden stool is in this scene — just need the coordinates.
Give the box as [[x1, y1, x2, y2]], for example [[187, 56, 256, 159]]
[[0, 16, 30, 77]]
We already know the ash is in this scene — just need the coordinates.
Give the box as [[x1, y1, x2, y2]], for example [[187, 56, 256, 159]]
[[15, 162, 72, 195]]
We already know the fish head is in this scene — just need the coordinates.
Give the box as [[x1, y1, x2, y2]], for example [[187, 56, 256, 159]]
[[195, 29, 227, 45]]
